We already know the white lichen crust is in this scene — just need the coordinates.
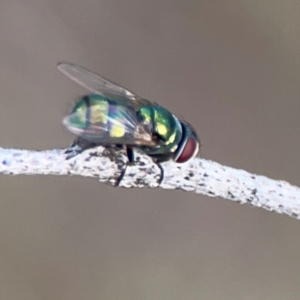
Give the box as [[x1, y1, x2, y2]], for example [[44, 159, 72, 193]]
[[160, 159, 300, 218], [0, 146, 300, 220]]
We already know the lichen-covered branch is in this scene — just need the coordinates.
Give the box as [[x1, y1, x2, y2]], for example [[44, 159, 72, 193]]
[[0, 145, 300, 220]]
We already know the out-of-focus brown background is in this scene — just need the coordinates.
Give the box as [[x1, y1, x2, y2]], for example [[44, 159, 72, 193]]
[[0, 0, 300, 299]]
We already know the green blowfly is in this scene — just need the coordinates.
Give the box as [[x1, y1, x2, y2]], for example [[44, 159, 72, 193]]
[[58, 63, 199, 163]]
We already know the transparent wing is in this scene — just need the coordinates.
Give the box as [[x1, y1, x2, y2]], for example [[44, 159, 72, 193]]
[[63, 103, 155, 147], [57, 63, 149, 104]]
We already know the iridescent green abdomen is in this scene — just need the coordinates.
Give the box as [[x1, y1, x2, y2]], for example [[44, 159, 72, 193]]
[[137, 105, 183, 160], [65, 94, 140, 144]]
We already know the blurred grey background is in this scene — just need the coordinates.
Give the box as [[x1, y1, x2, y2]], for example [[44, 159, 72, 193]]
[[0, 0, 300, 299]]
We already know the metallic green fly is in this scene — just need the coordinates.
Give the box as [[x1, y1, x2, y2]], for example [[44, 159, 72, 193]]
[[58, 63, 199, 163]]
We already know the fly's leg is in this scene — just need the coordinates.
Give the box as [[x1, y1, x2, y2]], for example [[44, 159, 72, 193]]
[[65, 137, 97, 159], [115, 145, 134, 163], [114, 146, 134, 186], [155, 162, 164, 185], [126, 146, 135, 164]]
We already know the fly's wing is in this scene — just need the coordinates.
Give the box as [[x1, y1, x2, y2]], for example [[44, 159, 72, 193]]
[[59, 63, 155, 146], [57, 63, 151, 108], [63, 101, 155, 147]]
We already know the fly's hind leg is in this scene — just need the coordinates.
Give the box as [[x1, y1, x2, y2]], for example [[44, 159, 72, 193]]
[[65, 137, 97, 160]]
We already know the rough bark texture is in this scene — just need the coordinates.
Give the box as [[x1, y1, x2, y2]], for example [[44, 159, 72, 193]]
[[1, 146, 299, 219]]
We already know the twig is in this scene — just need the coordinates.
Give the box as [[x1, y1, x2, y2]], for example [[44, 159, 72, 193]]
[[0, 145, 299, 220]]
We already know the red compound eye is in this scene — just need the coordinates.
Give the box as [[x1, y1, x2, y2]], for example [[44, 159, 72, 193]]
[[176, 138, 198, 163]]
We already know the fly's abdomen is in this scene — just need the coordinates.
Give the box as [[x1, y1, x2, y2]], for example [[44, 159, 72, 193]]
[[88, 95, 139, 142], [106, 102, 137, 139], [63, 93, 154, 146], [62, 94, 109, 139], [63, 94, 135, 143], [81, 94, 111, 141], [86, 95, 110, 128]]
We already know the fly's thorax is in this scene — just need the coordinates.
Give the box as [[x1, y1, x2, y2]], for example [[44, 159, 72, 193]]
[[137, 105, 183, 156]]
